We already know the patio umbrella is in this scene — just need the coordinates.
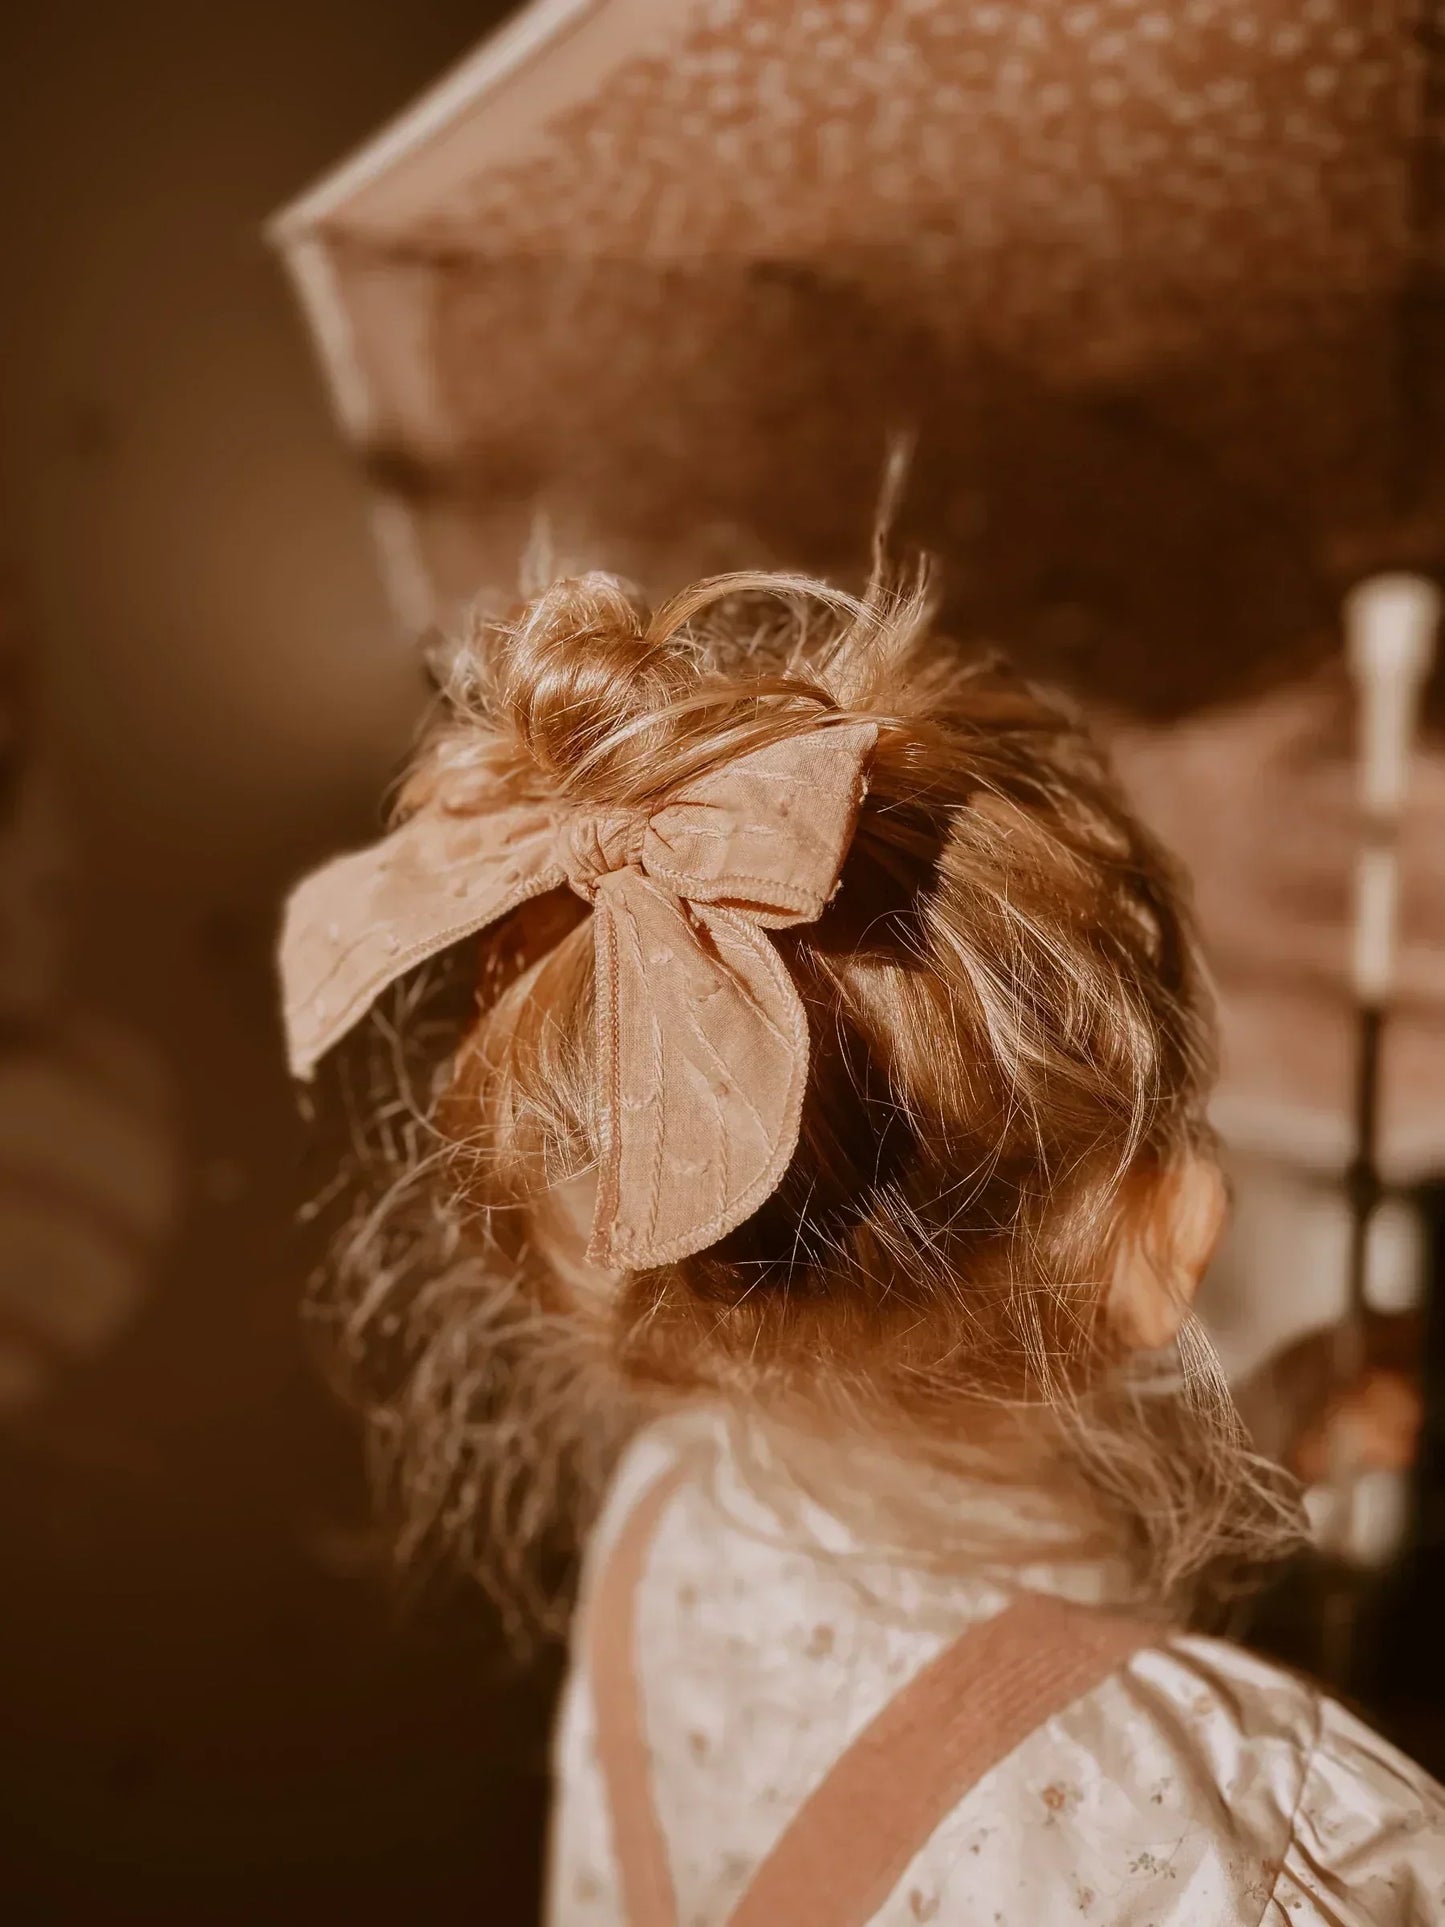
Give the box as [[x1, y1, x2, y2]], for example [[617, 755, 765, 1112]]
[[270, 0, 1445, 1168]]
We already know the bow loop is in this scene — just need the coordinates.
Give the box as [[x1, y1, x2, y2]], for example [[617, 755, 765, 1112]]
[[280, 800, 562, 1081], [640, 724, 880, 924]]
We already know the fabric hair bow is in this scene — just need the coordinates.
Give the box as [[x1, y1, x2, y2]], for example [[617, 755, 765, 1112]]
[[280, 720, 878, 1269]]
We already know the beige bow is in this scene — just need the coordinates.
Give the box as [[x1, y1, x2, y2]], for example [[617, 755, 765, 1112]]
[[280, 720, 877, 1269]]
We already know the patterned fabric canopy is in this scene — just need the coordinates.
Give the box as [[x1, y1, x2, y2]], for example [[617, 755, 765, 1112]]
[[277, 0, 1445, 712]]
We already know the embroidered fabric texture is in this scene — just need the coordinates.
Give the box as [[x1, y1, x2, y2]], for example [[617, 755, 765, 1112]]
[[278, 720, 877, 1268]]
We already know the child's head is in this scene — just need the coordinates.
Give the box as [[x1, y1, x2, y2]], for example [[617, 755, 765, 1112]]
[[288, 565, 1293, 1625]]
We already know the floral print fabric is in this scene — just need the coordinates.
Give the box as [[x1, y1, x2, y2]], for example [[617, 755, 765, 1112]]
[[548, 1419, 1445, 1925]]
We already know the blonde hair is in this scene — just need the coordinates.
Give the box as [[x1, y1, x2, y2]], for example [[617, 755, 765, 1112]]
[[312, 564, 1297, 1638]]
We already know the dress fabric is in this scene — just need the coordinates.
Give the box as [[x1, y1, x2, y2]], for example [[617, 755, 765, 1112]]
[[547, 1418, 1445, 1926]]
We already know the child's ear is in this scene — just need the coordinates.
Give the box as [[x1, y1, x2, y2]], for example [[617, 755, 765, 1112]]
[[1108, 1154, 1228, 1352]]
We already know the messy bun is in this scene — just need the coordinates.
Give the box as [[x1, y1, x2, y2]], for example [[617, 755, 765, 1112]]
[[481, 572, 667, 787], [315, 564, 1293, 1637], [411, 565, 889, 827]]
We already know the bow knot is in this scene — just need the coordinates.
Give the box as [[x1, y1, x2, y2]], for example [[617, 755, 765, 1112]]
[[562, 809, 646, 901], [280, 720, 878, 1270]]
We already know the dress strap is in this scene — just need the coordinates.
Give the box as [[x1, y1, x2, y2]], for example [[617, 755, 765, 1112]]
[[587, 1461, 1157, 1927], [727, 1588, 1154, 1926], [587, 1460, 694, 1927]]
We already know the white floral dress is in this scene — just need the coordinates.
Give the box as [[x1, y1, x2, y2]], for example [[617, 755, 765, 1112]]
[[548, 1418, 1445, 1925]]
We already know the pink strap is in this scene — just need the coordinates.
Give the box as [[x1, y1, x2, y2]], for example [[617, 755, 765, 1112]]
[[587, 1467, 1157, 1927], [587, 1463, 694, 1927], [729, 1589, 1153, 1926]]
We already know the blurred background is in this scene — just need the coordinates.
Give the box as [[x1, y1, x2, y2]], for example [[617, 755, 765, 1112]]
[[5, 1, 1445, 1919], [0, 4, 548, 1921]]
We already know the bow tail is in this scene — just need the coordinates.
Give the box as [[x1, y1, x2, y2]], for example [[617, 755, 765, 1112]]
[[588, 872, 811, 1270]]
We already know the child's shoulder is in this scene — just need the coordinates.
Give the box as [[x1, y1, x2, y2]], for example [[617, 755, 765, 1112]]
[[1099, 1631, 1445, 1915], [1133, 1624, 1438, 1781]]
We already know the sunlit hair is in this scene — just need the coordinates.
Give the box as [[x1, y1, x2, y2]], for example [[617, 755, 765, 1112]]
[[311, 562, 1298, 1640]]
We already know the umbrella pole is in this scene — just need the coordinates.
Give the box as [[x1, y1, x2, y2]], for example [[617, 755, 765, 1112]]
[[1318, 1011, 1381, 1683], [1337, 1002, 1381, 1373], [1318, 576, 1439, 1683]]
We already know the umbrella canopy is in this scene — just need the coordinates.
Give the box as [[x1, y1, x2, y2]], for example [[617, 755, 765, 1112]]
[[274, 0, 1445, 684], [272, 0, 1445, 1169]]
